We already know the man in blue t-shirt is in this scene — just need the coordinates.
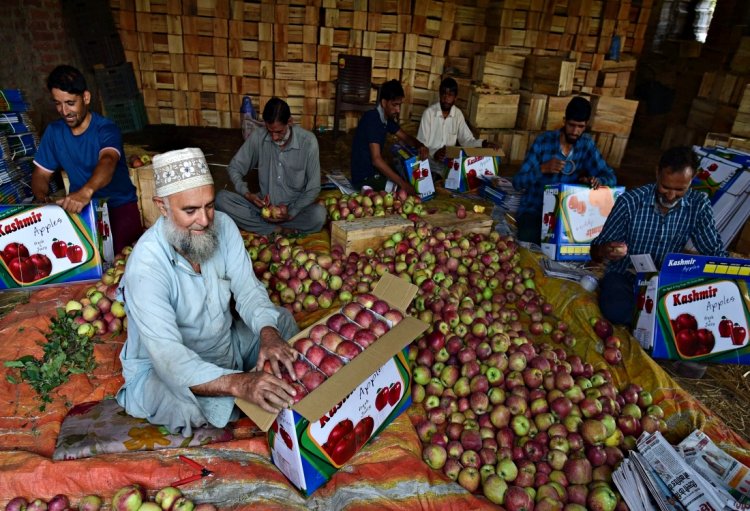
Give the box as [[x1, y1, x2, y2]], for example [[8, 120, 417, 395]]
[[32, 65, 143, 254], [350, 79, 428, 194]]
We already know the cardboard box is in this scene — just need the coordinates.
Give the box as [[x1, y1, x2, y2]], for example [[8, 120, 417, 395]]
[[330, 215, 412, 256], [390, 143, 435, 200], [444, 146, 504, 192], [0, 203, 103, 290], [632, 253, 750, 365], [541, 184, 625, 261], [236, 273, 428, 495]]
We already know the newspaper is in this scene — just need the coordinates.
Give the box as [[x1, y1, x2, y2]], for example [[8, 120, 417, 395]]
[[637, 431, 725, 510], [613, 455, 664, 511], [678, 430, 750, 507]]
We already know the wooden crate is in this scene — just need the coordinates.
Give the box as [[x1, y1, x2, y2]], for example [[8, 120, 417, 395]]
[[521, 55, 576, 96], [544, 95, 570, 130], [132, 165, 160, 228], [425, 211, 493, 236], [517, 91, 547, 130], [472, 51, 525, 91], [467, 88, 520, 129], [590, 95, 638, 137], [330, 216, 412, 255]]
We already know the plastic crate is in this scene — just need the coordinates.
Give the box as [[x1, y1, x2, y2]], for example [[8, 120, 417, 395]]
[[103, 94, 147, 134], [79, 33, 125, 68], [94, 63, 139, 102]]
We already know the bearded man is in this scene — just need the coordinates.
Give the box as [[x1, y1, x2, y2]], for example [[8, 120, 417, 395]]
[[116, 148, 300, 436], [216, 97, 327, 236], [512, 96, 616, 245]]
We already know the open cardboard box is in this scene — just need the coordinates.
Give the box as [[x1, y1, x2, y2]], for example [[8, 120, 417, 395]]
[[444, 146, 504, 192], [236, 273, 428, 495], [391, 143, 435, 201]]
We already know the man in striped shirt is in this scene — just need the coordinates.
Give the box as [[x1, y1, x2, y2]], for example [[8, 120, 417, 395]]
[[512, 96, 616, 245], [590, 146, 728, 325]]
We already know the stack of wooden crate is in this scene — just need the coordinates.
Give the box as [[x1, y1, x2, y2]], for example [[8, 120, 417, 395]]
[[109, 0, 652, 143]]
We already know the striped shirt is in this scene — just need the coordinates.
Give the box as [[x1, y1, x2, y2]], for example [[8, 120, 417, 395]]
[[591, 183, 728, 274], [512, 130, 616, 215]]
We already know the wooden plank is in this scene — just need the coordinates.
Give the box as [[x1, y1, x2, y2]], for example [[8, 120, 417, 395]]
[[424, 211, 493, 236], [331, 216, 412, 255]]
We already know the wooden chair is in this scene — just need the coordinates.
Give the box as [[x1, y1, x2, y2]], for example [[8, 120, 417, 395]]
[[333, 55, 377, 136]]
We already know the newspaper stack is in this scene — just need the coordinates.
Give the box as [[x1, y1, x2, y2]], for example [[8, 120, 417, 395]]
[[541, 258, 596, 283], [614, 431, 750, 511], [478, 175, 522, 214]]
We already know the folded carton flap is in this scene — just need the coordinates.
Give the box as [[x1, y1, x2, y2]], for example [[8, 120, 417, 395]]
[[235, 397, 277, 432], [445, 146, 505, 158], [295, 316, 428, 421], [372, 272, 418, 312]]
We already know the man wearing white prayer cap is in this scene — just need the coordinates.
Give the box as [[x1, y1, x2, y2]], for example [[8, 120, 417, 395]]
[[115, 147, 300, 436]]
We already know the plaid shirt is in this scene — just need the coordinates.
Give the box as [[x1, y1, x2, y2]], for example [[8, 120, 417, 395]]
[[512, 130, 616, 216], [591, 183, 728, 275]]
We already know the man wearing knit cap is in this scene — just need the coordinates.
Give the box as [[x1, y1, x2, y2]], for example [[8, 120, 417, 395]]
[[116, 147, 300, 436]]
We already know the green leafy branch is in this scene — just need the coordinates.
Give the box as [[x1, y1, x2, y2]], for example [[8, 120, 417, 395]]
[[4, 308, 98, 411]]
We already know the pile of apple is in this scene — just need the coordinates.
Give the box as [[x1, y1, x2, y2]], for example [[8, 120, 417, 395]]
[[5, 494, 102, 511], [63, 247, 132, 338], [110, 484, 216, 511], [411, 327, 663, 509], [264, 293, 404, 402], [320, 188, 428, 221]]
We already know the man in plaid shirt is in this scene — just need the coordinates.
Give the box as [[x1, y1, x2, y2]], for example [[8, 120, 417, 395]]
[[512, 96, 616, 244], [590, 146, 727, 325]]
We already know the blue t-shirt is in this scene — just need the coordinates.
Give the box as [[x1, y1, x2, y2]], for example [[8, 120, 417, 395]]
[[351, 107, 400, 188], [34, 112, 138, 208]]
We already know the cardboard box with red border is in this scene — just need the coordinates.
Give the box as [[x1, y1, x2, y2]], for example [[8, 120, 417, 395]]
[[541, 184, 625, 261], [0, 202, 103, 290], [632, 253, 750, 365], [236, 273, 427, 495], [444, 147, 504, 192]]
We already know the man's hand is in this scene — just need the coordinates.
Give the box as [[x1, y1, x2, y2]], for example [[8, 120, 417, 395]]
[[234, 371, 297, 413], [256, 326, 298, 378], [418, 145, 429, 161], [482, 140, 499, 150], [435, 146, 447, 161], [540, 159, 565, 174], [245, 192, 266, 208], [580, 175, 601, 189], [401, 181, 417, 196], [56, 188, 94, 213], [601, 241, 628, 261]]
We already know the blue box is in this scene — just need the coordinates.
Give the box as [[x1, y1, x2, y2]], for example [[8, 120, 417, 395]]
[[633, 253, 750, 365]]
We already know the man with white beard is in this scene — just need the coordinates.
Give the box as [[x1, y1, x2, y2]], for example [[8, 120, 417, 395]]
[[116, 148, 300, 436]]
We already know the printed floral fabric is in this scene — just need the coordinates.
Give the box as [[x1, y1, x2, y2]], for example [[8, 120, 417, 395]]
[[52, 399, 233, 460]]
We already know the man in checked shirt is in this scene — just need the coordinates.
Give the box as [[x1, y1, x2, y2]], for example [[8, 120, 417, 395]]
[[512, 96, 616, 245], [590, 146, 728, 326]]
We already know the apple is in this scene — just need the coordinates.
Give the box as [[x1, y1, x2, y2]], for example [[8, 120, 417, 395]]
[[111, 485, 143, 511], [155, 487, 183, 511]]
